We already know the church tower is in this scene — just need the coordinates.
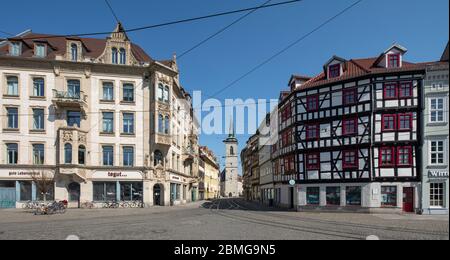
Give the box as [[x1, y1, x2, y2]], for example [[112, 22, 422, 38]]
[[222, 121, 239, 197]]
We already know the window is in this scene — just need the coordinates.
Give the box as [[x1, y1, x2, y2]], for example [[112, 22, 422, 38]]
[[343, 150, 358, 169], [102, 112, 114, 133], [399, 82, 412, 98], [78, 145, 86, 165], [33, 109, 45, 130], [154, 150, 163, 166], [382, 114, 396, 132], [230, 146, 235, 156], [430, 98, 445, 123], [306, 95, 319, 112], [19, 182, 32, 201], [123, 84, 134, 102], [346, 186, 362, 206], [383, 83, 397, 99], [67, 111, 81, 127], [430, 183, 444, 207], [164, 116, 170, 135], [326, 187, 341, 206], [112, 48, 118, 64], [380, 147, 395, 167], [430, 140, 445, 165], [67, 80, 81, 99], [157, 84, 164, 102], [119, 48, 126, 65], [102, 82, 114, 101], [35, 44, 46, 57], [123, 147, 134, 167], [381, 186, 397, 207], [33, 78, 45, 97], [123, 113, 135, 134], [93, 182, 117, 201], [306, 124, 319, 140], [164, 86, 170, 103], [329, 64, 341, 78], [7, 107, 19, 129], [306, 153, 320, 170], [6, 76, 19, 96], [398, 114, 412, 131], [32, 144, 45, 165], [343, 88, 357, 105], [342, 118, 357, 135], [10, 42, 21, 56], [6, 144, 18, 165], [64, 143, 72, 164], [388, 54, 400, 68], [103, 146, 114, 166], [158, 114, 164, 133], [70, 44, 78, 61], [120, 182, 143, 201], [306, 187, 320, 205], [397, 146, 412, 167]]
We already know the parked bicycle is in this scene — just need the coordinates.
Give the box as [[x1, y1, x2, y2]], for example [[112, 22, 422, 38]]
[[102, 200, 120, 209], [34, 200, 67, 215], [22, 201, 40, 210], [80, 201, 95, 209]]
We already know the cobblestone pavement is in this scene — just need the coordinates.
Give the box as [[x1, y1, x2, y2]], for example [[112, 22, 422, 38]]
[[0, 199, 448, 240]]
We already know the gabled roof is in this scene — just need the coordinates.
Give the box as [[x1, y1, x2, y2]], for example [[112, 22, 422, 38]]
[[288, 74, 311, 86], [323, 55, 347, 71], [373, 44, 408, 65]]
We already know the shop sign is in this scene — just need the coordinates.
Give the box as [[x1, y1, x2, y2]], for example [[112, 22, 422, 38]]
[[428, 171, 449, 179], [92, 171, 143, 180], [0, 170, 54, 179], [170, 175, 181, 182]]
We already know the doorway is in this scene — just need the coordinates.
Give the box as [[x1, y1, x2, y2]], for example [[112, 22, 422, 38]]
[[153, 184, 163, 206], [403, 187, 414, 213], [289, 187, 295, 209], [68, 182, 80, 208]]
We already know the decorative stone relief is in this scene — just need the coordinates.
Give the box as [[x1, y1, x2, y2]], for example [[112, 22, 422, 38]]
[[78, 133, 87, 144], [62, 131, 73, 142]]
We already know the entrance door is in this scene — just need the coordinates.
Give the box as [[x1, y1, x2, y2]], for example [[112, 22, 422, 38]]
[[0, 188, 16, 209], [403, 187, 414, 213], [153, 184, 162, 206], [289, 187, 295, 209], [68, 183, 80, 208]]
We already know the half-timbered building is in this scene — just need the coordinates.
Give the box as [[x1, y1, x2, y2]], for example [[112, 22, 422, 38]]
[[275, 44, 427, 212]]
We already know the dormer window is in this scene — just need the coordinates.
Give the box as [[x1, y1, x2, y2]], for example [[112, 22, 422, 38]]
[[329, 64, 341, 78], [388, 54, 400, 68], [112, 48, 118, 64], [10, 42, 21, 56], [70, 43, 78, 61], [119, 48, 126, 65], [35, 44, 46, 58]]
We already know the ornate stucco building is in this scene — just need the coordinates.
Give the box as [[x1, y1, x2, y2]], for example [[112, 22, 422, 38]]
[[198, 146, 220, 200], [0, 23, 199, 208]]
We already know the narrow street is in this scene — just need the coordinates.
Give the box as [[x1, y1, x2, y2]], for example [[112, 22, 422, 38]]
[[0, 199, 447, 240]]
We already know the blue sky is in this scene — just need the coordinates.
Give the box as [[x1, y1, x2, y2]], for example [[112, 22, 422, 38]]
[[1, 0, 448, 170]]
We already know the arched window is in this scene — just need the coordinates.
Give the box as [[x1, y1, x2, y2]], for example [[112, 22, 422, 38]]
[[119, 48, 126, 65], [154, 150, 163, 166], [71, 44, 78, 61], [112, 48, 118, 64], [64, 143, 72, 164], [164, 86, 170, 103], [230, 146, 235, 156], [78, 145, 86, 165], [165, 116, 170, 135], [158, 114, 164, 133]]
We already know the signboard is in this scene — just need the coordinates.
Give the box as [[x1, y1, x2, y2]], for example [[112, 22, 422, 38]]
[[170, 175, 182, 182], [428, 171, 449, 179], [289, 180, 296, 186], [0, 170, 54, 180], [92, 171, 143, 180]]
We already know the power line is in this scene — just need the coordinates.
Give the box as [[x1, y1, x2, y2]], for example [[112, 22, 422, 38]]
[[0, 30, 14, 37], [207, 0, 365, 99], [104, 0, 121, 24], [17, 0, 302, 40], [178, 0, 276, 59]]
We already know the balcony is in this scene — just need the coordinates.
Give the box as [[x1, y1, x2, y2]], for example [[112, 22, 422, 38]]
[[155, 133, 172, 146], [52, 90, 88, 109], [183, 146, 196, 160]]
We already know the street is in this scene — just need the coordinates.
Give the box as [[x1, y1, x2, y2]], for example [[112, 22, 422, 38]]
[[0, 199, 448, 240]]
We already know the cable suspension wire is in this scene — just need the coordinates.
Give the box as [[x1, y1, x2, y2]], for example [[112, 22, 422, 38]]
[[104, 0, 121, 24], [16, 0, 302, 40]]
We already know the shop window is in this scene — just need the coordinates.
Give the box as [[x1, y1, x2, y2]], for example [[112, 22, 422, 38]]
[[93, 182, 117, 202], [306, 187, 320, 205], [120, 182, 143, 201], [430, 183, 444, 207], [19, 181, 32, 201], [326, 187, 341, 206], [36, 184, 55, 201], [381, 186, 397, 207], [346, 186, 362, 206]]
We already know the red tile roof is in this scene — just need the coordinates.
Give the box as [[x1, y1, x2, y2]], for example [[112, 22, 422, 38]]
[[0, 33, 153, 63]]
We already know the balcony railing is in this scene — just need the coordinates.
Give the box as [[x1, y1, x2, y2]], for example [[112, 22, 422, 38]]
[[52, 90, 88, 108]]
